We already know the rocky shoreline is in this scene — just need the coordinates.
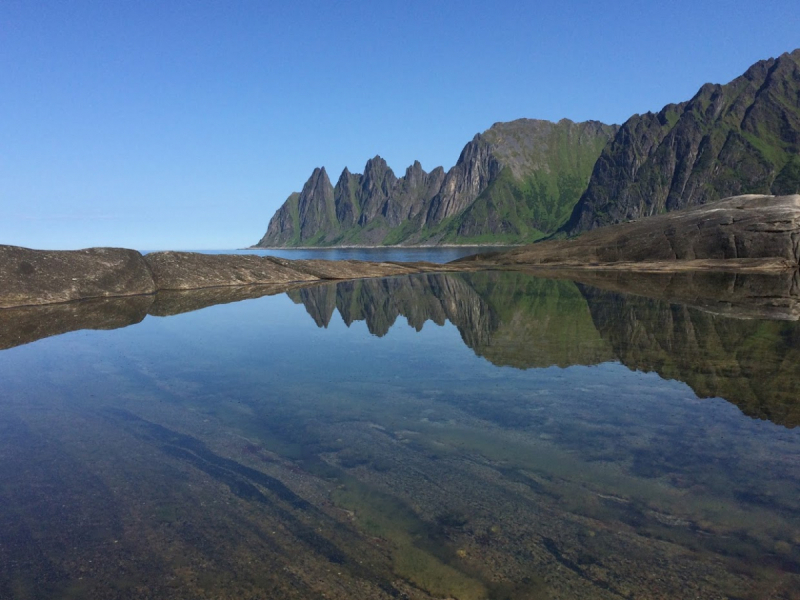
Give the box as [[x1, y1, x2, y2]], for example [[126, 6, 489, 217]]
[[2, 194, 798, 309]]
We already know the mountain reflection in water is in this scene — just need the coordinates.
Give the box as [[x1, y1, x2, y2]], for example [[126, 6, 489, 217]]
[[290, 272, 800, 428], [1, 271, 799, 599]]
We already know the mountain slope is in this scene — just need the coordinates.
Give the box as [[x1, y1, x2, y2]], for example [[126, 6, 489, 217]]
[[564, 49, 800, 234], [256, 119, 617, 247]]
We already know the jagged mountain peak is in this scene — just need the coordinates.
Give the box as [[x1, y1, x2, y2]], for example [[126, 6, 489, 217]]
[[563, 48, 800, 235], [256, 48, 800, 248], [257, 118, 616, 246]]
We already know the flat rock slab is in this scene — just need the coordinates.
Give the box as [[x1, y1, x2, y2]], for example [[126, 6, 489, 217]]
[[0, 245, 156, 308], [144, 252, 321, 290], [465, 194, 800, 270], [263, 256, 438, 279]]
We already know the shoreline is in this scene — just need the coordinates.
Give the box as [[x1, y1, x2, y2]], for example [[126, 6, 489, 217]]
[[244, 243, 523, 250], [2, 194, 798, 310]]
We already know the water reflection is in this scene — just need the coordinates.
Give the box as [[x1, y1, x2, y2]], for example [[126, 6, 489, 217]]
[[1, 271, 800, 599], [291, 272, 800, 428]]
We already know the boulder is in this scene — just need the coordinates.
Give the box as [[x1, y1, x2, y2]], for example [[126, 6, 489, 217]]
[[0, 245, 156, 308]]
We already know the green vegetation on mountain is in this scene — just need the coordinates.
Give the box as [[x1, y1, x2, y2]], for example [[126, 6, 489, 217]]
[[258, 49, 800, 247], [257, 120, 616, 247]]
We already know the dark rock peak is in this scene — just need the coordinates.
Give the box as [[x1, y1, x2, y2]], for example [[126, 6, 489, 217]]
[[403, 160, 429, 185], [337, 166, 352, 183], [305, 166, 331, 187], [563, 49, 800, 235], [362, 155, 397, 184]]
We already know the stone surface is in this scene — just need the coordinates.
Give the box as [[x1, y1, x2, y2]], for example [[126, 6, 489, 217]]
[[2, 194, 798, 309], [144, 252, 320, 290], [0, 246, 443, 308], [464, 194, 800, 271], [0, 245, 156, 308]]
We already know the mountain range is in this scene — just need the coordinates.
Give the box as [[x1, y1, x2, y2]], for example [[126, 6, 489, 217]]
[[257, 49, 800, 248]]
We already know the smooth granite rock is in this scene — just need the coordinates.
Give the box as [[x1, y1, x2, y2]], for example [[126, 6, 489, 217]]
[[462, 194, 800, 272], [143, 252, 320, 290], [0, 245, 156, 308], [2, 194, 798, 309]]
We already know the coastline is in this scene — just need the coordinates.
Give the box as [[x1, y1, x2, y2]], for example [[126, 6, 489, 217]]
[[2, 194, 798, 310], [244, 243, 524, 250]]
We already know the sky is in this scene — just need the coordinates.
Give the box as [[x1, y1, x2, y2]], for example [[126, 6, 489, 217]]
[[1, 0, 798, 250]]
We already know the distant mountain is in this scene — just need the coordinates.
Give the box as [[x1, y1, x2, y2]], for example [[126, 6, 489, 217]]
[[258, 49, 800, 247], [564, 49, 800, 234], [256, 119, 617, 247]]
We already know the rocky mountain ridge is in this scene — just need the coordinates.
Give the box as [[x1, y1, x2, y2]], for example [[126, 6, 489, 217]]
[[257, 119, 616, 247], [564, 49, 800, 233], [258, 49, 800, 247]]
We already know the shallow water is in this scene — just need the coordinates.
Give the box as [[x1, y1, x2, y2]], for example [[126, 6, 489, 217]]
[[1, 272, 799, 599]]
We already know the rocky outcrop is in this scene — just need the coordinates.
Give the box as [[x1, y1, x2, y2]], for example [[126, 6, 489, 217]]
[[257, 50, 799, 247], [423, 134, 502, 224], [145, 252, 319, 289], [464, 194, 800, 272], [565, 49, 800, 234], [0, 246, 156, 308], [257, 119, 616, 247], [0, 245, 441, 309]]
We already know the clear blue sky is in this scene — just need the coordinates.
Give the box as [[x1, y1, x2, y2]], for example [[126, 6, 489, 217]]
[[2, 0, 798, 250]]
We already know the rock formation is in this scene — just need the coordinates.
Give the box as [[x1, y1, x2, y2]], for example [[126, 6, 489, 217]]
[[2, 194, 799, 309], [0, 246, 156, 307], [0, 245, 440, 309], [564, 49, 800, 234], [256, 119, 617, 247], [258, 49, 800, 246], [463, 194, 800, 272]]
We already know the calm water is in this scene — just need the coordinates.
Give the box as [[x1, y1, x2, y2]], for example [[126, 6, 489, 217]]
[[163, 246, 511, 263], [1, 272, 799, 599]]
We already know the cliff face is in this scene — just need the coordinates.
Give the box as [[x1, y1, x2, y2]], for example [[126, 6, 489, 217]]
[[564, 49, 800, 234], [257, 119, 616, 247]]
